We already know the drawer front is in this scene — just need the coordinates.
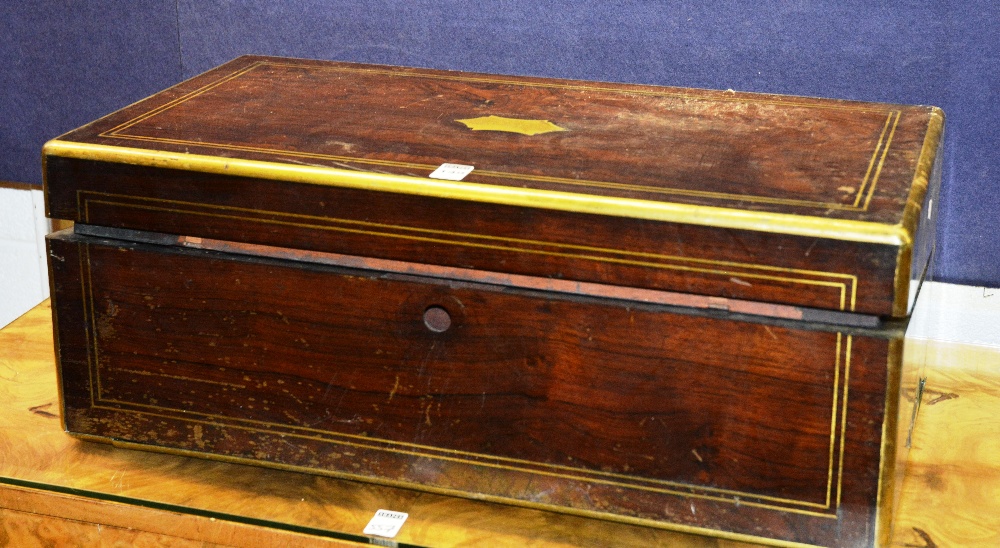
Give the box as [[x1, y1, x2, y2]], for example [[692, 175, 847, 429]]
[[48, 232, 896, 547]]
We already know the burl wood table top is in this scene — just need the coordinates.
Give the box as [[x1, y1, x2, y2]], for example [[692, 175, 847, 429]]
[[2, 301, 998, 547]]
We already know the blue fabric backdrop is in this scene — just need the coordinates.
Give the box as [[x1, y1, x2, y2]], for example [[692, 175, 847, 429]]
[[2, 1, 997, 287]]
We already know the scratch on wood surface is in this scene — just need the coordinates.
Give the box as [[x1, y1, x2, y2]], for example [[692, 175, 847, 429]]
[[923, 388, 959, 406], [28, 403, 58, 419], [108, 469, 128, 493], [325, 160, 401, 176], [903, 527, 937, 548], [804, 238, 819, 257], [387, 375, 400, 403]]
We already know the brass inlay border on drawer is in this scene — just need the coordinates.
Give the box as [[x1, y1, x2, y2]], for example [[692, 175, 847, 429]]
[[77, 190, 859, 313], [78, 242, 853, 519]]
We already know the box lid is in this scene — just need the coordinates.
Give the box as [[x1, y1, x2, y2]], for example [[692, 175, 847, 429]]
[[44, 55, 943, 319]]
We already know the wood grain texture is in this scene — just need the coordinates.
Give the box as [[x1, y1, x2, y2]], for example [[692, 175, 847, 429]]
[[52, 56, 934, 221], [0, 506, 212, 548], [1, 302, 760, 548], [46, 231, 904, 546], [0, 488, 363, 548], [45, 159, 901, 316], [0, 302, 362, 548], [32, 56, 947, 545], [889, 341, 1000, 548], [43, 55, 942, 316], [5, 302, 999, 547]]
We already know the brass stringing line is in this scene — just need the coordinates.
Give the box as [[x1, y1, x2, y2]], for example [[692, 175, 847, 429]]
[[853, 114, 894, 208], [82, 245, 844, 513], [101, 133, 432, 170], [102, 62, 266, 136], [53, 429, 828, 548], [95, 60, 896, 210], [104, 133, 855, 209], [84, 244, 105, 402], [863, 113, 901, 211], [102, 133, 877, 211], [67, 58, 877, 516], [105, 131, 879, 211], [114, 368, 247, 389], [273, 61, 890, 113], [836, 336, 854, 509], [78, 242, 97, 408], [80, 190, 859, 282], [474, 169, 870, 210], [825, 333, 843, 508], [84, 197, 851, 311], [83, 192, 851, 507], [89, 399, 835, 515]]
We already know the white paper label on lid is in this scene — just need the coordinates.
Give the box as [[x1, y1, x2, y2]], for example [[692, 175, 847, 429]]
[[428, 163, 475, 181], [363, 509, 409, 538]]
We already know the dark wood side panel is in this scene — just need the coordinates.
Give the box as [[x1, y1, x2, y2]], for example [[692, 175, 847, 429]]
[[49, 232, 897, 546], [45, 158, 901, 316]]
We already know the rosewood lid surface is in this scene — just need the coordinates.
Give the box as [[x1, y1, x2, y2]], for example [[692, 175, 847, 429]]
[[50, 56, 942, 234], [43, 55, 944, 318]]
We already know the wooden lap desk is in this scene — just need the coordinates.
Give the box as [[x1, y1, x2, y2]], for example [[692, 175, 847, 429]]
[[1, 301, 998, 547]]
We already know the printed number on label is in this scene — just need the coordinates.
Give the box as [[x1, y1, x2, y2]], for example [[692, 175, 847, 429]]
[[429, 163, 475, 181], [363, 509, 409, 538]]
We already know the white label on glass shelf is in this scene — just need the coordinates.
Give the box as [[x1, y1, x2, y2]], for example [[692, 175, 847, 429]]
[[428, 163, 475, 181], [363, 509, 409, 538]]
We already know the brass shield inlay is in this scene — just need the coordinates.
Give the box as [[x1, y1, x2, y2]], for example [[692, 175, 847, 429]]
[[456, 115, 567, 136]]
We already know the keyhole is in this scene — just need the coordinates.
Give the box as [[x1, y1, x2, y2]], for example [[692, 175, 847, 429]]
[[423, 306, 452, 333]]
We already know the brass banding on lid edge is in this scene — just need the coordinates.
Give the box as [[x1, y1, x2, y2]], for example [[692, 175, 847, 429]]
[[889, 107, 945, 316], [44, 139, 910, 246]]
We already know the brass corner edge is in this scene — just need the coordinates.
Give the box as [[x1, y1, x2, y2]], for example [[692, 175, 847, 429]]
[[41, 141, 54, 218], [890, 109, 945, 317], [44, 140, 909, 246], [891, 242, 915, 318]]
